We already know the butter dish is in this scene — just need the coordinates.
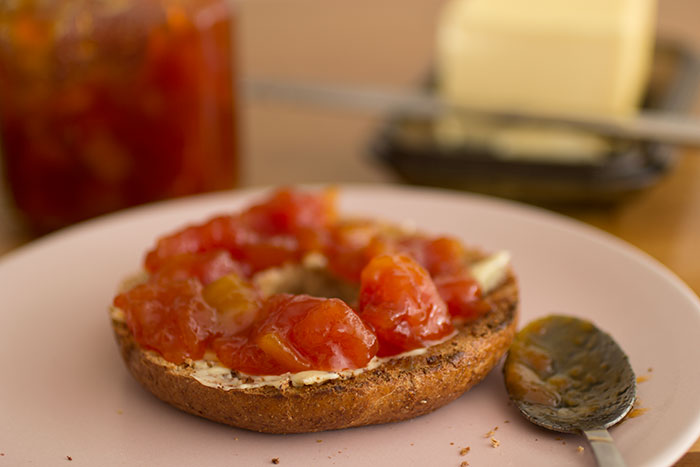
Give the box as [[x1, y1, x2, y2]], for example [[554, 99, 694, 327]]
[[371, 43, 700, 204]]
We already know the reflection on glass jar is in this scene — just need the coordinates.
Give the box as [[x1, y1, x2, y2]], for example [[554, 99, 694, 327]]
[[0, 0, 237, 233]]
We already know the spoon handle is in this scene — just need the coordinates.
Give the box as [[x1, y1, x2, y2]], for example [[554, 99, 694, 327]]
[[583, 429, 627, 467]]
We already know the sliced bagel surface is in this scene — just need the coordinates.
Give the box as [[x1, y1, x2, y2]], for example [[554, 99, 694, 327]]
[[111, 259, 518, 434]]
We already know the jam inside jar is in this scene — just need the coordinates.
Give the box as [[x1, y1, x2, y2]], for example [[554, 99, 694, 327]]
[[0, 0, 237, 232]]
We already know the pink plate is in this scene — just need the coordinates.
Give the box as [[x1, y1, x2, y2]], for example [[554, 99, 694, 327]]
[[1, 185, 699, 466]]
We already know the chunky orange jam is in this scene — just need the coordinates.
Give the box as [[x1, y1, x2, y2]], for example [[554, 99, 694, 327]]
[[0, 0, 237, 232], [114, 188, 490, 375], [359, 254, 453, 357]]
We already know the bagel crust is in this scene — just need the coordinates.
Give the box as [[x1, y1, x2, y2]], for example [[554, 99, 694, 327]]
[[111, 262, 518, 434]]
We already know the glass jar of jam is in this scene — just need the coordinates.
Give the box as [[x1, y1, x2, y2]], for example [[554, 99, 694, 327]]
[[0, 0, 237, 233]]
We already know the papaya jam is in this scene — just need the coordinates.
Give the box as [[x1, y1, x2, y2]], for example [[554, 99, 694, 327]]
[[113, 188, 490, 375], [0, 0, 236, 232]]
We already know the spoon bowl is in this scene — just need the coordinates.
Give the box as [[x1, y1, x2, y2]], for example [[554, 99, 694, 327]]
[[504, 315, 636, 465]]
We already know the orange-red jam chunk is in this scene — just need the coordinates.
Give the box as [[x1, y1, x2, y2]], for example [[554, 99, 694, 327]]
[[213, 336, 287, 376], [327, 224, 468, 284], [144, 187, 336, 275], [114, 278, 217, 364], [151, 250, 242, 286], [252, 294, 378, 373], [359, 254, 454, 356], [211, 294, 377, 376], [202, 273, 261, 337], [114, 188, 492, 375], [434, 273, 490, 320], [325, 219, 383, 283]]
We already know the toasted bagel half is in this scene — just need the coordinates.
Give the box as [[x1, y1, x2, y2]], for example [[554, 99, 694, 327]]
[[110, 255, 518, 434]]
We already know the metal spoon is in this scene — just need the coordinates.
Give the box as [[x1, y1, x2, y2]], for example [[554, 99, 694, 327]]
[[503, 315, 636, 466]]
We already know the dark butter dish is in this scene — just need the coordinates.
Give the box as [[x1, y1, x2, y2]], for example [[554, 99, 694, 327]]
[[371, 42, 700, 205]]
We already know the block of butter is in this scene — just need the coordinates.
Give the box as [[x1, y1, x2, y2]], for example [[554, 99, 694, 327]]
[[434, 0, 657, 162]]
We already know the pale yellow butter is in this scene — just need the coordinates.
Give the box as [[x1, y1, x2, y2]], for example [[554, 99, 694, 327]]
[[437, 0, 656, 116], [435, 0, 656, 161]]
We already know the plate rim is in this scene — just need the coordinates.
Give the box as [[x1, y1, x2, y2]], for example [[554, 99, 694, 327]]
[[1, 183, 699, 466]]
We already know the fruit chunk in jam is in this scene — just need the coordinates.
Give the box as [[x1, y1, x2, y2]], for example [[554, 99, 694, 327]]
[[151, 250, 242, 286], [251, 294, 378, 373], [359, 254, 454, 356], [213, 335, 286, 376], [114, 278, 218, 363], [240, 187, 337, 250], [202, 273, 261, 337], [397, 236, 466, 277], [144, 188, 336, 275], [327, 224, 467, 284], [144, 215, 242, 273], [434, 272, 490, 320]]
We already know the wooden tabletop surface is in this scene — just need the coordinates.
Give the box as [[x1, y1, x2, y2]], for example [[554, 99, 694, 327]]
[[1, 0, 699, 464]]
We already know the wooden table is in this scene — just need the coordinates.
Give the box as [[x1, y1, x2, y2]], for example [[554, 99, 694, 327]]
[[1, 0, 699, 464]]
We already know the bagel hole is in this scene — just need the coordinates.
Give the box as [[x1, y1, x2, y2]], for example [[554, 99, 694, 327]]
[[254, 263, 360, 306]]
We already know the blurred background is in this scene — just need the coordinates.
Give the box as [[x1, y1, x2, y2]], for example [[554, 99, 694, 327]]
[[0, 0, 699, 462], [240, 0, 700, 187], [0, 0, 700, 282]]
